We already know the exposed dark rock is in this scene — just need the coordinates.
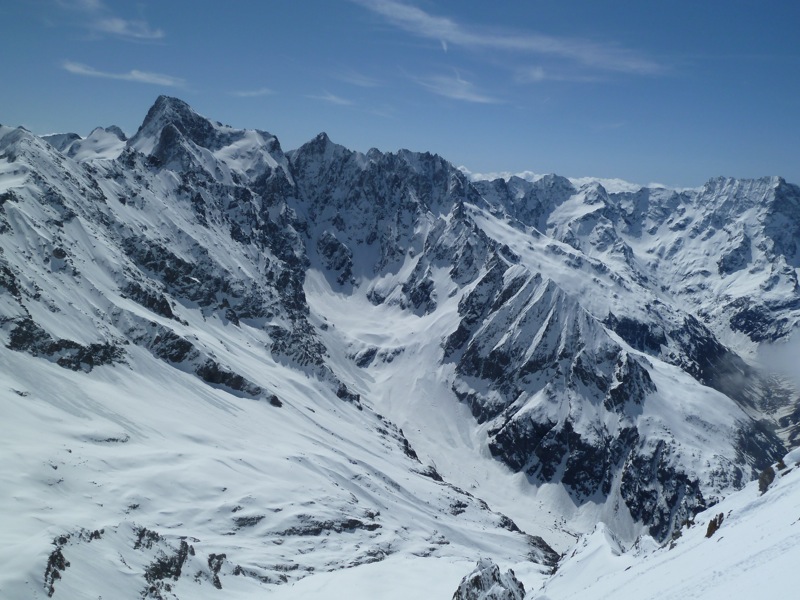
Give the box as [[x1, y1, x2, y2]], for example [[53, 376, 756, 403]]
[[317, 230, 353, 285], [195, 359, 262, 397], [728, 296, 799, 343], [131, 95, 221, 152], [6, 317, 124, 372], [122, 282, 175, 319], [718, 232, 752, 274], [452, 558, 525, 600], [143, 540, 190, 594], [134, 526, 163, 550], [705, 512, 724, 538], [121, 236, 226, 308], [758, 465, 776, 494], [401, 264, 437, 314], [275, 515, 381, 537], [233, 515, 265, 529], [490, 419, 641, 501], [526, 535, 560, 567], [354, 346, 378, 367], [0, 259, 22, 298], [335, 382, 362, 406], [604, 313, 668, 355], [450, 500, 468, 515], [619, 441, 711, 541], [605, 354, 655, 412], [44, 544, 70, 597], [413, 463, 444, 481], [207, 553, 226, 589], [148, 328, 195, 363], [401, 435, 419, 461], [736, 419, 785, 473]]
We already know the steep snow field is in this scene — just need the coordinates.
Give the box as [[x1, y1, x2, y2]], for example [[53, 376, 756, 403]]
[[541, 450, 800, 600], [287, 455, 800, 600], [1, 339, 548, 598], [304, 267, 582, 552]]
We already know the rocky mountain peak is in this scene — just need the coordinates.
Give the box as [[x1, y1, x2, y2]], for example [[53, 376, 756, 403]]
[[103, 125, 127, 141], [452, 558, 526, 600], [290, 130, 352, 166], [128, 95, 220, 155]]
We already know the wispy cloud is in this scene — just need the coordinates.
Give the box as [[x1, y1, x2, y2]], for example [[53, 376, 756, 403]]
[[92, 16, 164, 40], [57, 0, 165, 41], [514, 66, 602, 84], [352, 0, 663, 75], [63, 60, 184, 87], [517, 66, 547, 83], [335, 69, 382, 88], [458, 166, 547, 183], [56, 0, 104, 10], [229, 87, 274, 98], [307, 91, 354, 106], [758, 331, 800, 388], [415, 72, 500, 104]]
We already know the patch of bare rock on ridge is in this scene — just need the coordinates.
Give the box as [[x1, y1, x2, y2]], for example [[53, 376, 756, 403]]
[[452, 558, 526, 600]]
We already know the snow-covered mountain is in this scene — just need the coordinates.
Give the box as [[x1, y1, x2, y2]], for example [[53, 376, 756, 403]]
[[1, 96, 798, 598]]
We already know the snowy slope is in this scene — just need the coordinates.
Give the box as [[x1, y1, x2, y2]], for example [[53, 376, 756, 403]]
[[0, 99, 556, 598], [287, 131, 792, 542], [1, 339, 554, 599], [2, 96, 799, 597], [540, 450, 800, 600]]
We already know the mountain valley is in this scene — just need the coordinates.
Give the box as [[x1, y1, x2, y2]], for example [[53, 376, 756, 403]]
[[2, 96, 799, 598]]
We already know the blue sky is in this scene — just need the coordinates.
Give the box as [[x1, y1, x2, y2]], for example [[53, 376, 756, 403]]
[[2, 0, 799, 187]]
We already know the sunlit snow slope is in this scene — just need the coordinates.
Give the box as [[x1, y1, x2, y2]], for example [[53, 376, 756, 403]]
[[540, 449, 800, 600]]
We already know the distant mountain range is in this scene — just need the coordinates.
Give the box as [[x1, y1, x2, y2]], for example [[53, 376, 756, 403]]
[[1, 96, 797, 598]]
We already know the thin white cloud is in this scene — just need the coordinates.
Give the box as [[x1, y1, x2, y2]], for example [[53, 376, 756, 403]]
[[230, 87, 274, 98], [57, 0, 165, 41], [352, 0, 663, 75], [335, 69, 382, 88], [92, 16, 164, 40], [514, 66, 602, 84], [56, 0, 104, 10], [62, 60, 184, 87], [415, 72, 500, 104], [458, 166, 547, 182], [518, 66, 547, 83], [307, 91, 354, 106], [758, 331, 800, 388]]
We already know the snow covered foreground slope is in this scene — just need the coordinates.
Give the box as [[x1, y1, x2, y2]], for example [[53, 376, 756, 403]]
[[540, 449, 800, 600], [1, 96, 799, 597], [1, 336, 554, 599]]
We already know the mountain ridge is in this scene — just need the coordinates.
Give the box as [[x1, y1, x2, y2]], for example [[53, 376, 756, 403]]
[[1, 96, 799, 598]]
